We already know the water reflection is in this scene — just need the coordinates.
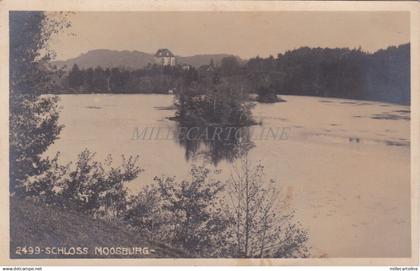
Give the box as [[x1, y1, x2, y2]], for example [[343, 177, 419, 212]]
[[174, 125, 255, 165]]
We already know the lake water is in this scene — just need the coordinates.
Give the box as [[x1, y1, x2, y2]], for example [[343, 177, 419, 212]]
[[45, 94, 410, 258]]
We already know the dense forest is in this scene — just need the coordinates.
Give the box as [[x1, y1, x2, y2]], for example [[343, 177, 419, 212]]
[[57, 43, 410, 105], [246, 44, 410, 104]]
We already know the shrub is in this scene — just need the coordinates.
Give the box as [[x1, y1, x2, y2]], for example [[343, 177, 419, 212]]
[[124, 165, 230, 257], [256, 86, 281, 103], [23, 149, 142, 217]]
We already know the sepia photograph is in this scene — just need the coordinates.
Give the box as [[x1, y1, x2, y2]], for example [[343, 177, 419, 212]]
[[0, 0, 419, 267]]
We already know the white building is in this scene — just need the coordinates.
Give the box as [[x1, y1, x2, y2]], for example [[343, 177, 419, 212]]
[[154, 48, 176, 66]]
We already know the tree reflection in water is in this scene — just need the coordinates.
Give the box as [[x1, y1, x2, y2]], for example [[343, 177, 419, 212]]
[[174, 125, 255, 165]]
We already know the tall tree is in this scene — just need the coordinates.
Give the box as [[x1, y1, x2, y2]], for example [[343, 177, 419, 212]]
[[220, 56, 241, 76], [84, 67, 94, 90], [68, 64, 84, 90], [92, 66, 107, 91], [9, 11, 70, 193]]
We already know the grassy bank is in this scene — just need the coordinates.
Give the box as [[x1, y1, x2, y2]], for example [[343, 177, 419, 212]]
[[10, 197, 187, 258]]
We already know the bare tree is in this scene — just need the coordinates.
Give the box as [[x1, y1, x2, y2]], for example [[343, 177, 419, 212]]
[[223, 152, 310, 258]]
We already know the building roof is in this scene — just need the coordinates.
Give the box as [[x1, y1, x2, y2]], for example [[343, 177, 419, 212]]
[[155, 48, 175, 57]]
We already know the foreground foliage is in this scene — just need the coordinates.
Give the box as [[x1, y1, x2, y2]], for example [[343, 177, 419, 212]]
[[23, 150, 141, 217], [122, 161, 310, 258], [124, 166, 229, 257], [21, 150, 310, 258], [10, 11, 69, 193], [222, 155, 309, 257]]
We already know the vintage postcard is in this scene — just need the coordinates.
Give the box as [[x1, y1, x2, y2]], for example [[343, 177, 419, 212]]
[[0, 0, 418, 267]]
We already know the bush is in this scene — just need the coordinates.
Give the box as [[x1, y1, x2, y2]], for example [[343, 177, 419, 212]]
[[256, 86, 281, 103], [23, 149, 142, 217], [124, 185, 165, 241], [124, 165, 229, 257]]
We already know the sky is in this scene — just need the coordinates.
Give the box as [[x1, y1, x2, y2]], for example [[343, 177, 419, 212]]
[[49, 11, 410, 61]]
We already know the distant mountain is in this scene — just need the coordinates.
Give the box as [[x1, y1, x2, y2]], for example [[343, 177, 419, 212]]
[[53, 49, 240, 70]]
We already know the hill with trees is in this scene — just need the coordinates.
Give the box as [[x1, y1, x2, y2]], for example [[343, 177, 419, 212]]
[[52, 49, 239, 70], [55, 44, 410, 105], [246, 44, 410, 104]]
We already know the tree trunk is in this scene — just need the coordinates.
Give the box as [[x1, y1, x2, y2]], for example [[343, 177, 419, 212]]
[[244, 157, 250, 257]]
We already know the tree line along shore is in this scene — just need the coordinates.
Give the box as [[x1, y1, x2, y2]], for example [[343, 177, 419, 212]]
[[58, 44, 410, 105]]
